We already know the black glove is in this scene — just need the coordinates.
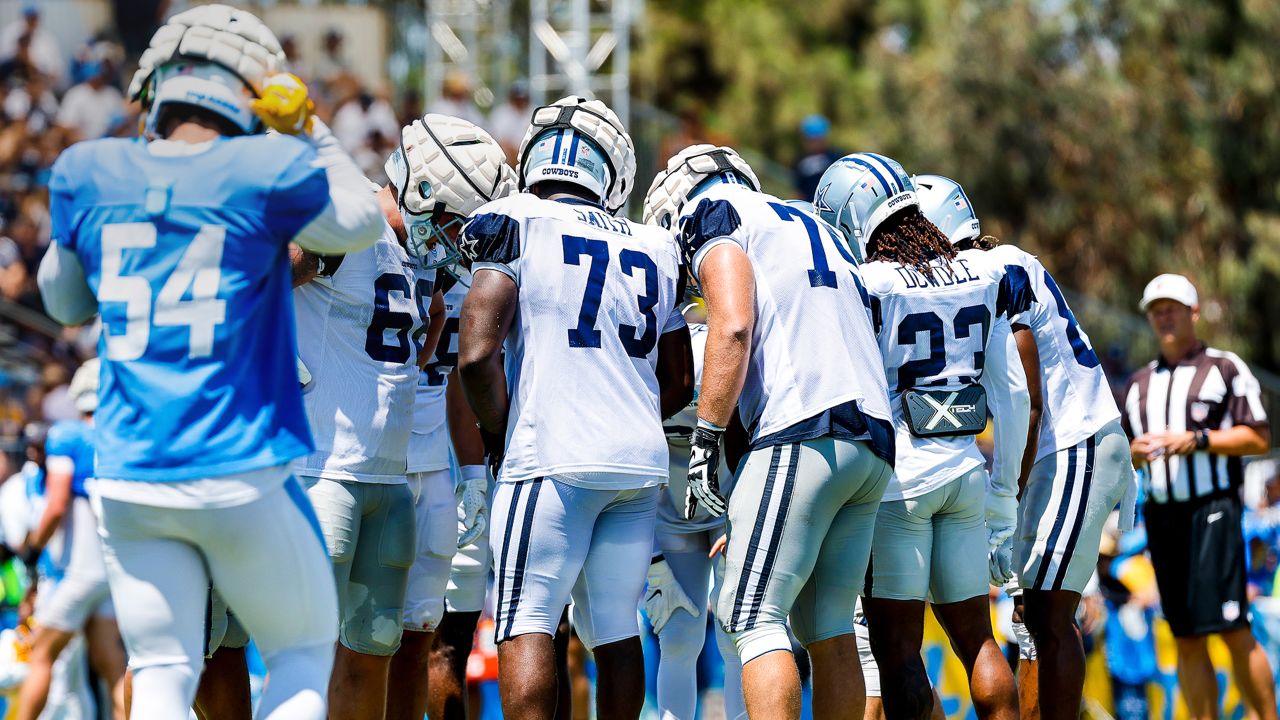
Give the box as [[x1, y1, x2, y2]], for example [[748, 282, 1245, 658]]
[[685, 422, 727, 519], [478, 425, 506, 479]]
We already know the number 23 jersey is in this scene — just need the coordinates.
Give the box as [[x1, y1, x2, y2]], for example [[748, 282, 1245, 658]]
[[464, 194, 686, 488], [293, 221, 434, 483], [859, 249, 1034, 500]]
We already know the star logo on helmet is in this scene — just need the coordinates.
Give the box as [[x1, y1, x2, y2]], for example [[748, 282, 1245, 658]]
[[814, 185, 833, 214]]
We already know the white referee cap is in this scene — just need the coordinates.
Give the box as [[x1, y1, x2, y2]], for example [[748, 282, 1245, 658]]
[[1140, 273, 1199, 311]]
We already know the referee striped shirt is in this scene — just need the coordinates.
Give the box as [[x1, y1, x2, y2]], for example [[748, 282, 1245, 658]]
[[1122, 343, 1269, 504]]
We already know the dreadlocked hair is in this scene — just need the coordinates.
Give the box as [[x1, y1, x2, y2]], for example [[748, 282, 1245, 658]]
[[866, 207, 956, 279], [955, 234, 998, 251]]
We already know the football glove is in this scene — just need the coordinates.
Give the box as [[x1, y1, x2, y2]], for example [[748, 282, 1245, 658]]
[[456, 464, 488, 549], [478, 425, 506, 480], [296, 356, 312, 388], [250, 73, 315, 136], [685, 421, 726, 520], [986, 493, 1019, 586], [644, 556, 699, 635]]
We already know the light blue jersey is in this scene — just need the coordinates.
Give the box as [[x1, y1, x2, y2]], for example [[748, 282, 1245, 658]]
[[44, 420, 95, 498], [48, 136, 331, 481]]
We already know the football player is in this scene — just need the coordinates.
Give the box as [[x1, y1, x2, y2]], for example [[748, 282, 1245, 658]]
[[647, 144, 895, 720], [16, 359, 126, 720], [380, 117, 516, 720], [916, 174, 1136, 720], [35, 4, 382, 717], [640, 303, 746, 720], [457, 95, 693, 719], [817, 153, 1037, 720], [293, 113, 502, 719]]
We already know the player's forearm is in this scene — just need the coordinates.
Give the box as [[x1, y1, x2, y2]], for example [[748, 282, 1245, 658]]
[[419, 291, 446, 371], [447, 369, 486, 466], [292, 119, 383, 255], [458, 354, 508, 435], [37, 242, 98, 326], [656, 327, 695, 420], [1013, 325, 1043, 495], [696, 246, 755, 427]]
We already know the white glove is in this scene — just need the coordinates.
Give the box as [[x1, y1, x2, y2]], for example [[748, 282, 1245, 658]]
[[685, 422, 727, 519], [456, 465, 488, 549], [644, 557, 699, 635], [988, 535, 1015, 586], [986, 493, 1019, 586], [296, 356, 312, 387]]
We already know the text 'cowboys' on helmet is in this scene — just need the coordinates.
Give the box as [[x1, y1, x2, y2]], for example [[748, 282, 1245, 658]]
[[386, 114, 517, 270], [642, 144, 760, 231], [129, 4, 286, 138], [516, 96, 636, 215], [814, 152, 917, 262]]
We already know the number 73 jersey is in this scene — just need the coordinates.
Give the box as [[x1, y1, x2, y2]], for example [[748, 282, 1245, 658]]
[[464, 194, 686, 487], [293, 223, 434, 482], [859, 248, 1035, 500]]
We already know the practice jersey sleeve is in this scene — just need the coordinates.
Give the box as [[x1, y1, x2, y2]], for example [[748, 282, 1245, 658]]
[[464, 209, 523, 280], [996, 263, 1036, 324], [37, 241, 97, 326], [981, 320, 1029, 499], [273, 121, 383, 256], [678, 197, 745, 280]]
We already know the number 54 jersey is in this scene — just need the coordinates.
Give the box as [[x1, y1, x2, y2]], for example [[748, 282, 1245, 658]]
[[463, 194, 686, 488], [47, 136, 335, 482]]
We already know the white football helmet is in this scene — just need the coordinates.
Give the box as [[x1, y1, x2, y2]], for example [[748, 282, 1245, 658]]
[[914, 174, 981, 245], [386, 114, 517, 269], [68, 358, 100, 414], [642, 144, 760, 230], [129, 4, 285, 138], [516, 96, 636, 214], [814, 152, 917, 262]]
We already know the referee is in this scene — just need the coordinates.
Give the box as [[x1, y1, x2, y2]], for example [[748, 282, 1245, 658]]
[[1122, 273, 1277, 720]]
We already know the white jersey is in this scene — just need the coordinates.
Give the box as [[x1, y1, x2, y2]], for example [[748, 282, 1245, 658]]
[[987, 244, 1120, 458], [679, 184, 892, 453], [658, 322, 725, 534], [464, 193, 686, 489], [407, 269, 470, 473], [293, 223, 434, 483], [859, 248, 1032, 500]]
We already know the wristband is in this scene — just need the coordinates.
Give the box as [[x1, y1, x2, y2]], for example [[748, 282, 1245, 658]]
[[696, 418, 726, 433], [1194, 429, 1210, 450], [460, 465, 488, 483]]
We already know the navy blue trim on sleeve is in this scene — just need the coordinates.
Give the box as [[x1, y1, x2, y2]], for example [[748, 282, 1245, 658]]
[[464, 212, 522, 265], [678, 198, 742, 267], [997, 264, 1036, 319]]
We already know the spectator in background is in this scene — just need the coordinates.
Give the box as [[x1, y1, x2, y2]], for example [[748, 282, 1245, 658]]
[[1097, 523, 1160, 720], [0, 231, 28, 302], [0, 32, 40, 86], [1122, 273, 1278, 720], [792, 113, 841, 200], [1244, 465, 1280, 597], [428, 71, 484, 128], [312, 28, 355, 110], [487, 80, 531, 160], [36, 365, 74, 425], [0, 7, 63, 86], [330, 90, 399, 156], [55, 59, 125, 141]]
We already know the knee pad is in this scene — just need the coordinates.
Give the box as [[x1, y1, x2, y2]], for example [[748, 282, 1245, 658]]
[[130, 663, 200, 719], [258, 641, 333, 720], [731, 621, 793, 665], [657, 610, 706, 664]]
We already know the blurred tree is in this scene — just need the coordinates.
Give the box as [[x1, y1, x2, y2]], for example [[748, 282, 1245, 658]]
[[635, 0, 1280, 371]]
